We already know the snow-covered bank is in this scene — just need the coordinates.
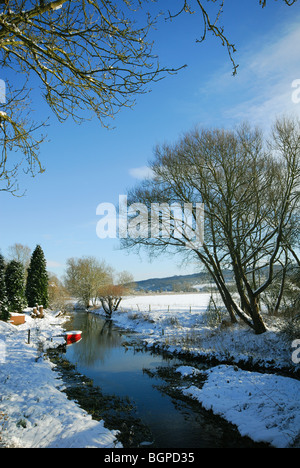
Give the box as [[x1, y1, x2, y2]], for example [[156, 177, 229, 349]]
[[102, 294, 299, 373], [177, 365, 300, 448], [0, 311, 121, 448], [92, 293, 300, 448]]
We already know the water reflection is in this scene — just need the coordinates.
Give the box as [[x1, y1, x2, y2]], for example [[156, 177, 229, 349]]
[[65, 313, 124, 366], [65, 312, 166, 373], [62, 311, 268, 448]]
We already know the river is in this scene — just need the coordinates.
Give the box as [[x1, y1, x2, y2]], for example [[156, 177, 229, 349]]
[[53, 310, 268, 448]]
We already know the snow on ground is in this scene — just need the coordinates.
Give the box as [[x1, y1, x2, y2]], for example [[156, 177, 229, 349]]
[[94, 292, 300, 448], [178, 365, 300, 448], [109, 293, 298, 371], [1, 293, 299, 448], [0, 310, 121, 448], [117, 293, 212, 343]]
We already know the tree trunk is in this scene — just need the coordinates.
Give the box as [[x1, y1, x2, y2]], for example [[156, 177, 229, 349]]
[[100, 298, 112, 318], [249, 297, 267, 334], [231, 257, 267, 334]]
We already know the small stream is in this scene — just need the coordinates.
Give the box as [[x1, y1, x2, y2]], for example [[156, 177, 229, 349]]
[[51, 311, 269, 448]]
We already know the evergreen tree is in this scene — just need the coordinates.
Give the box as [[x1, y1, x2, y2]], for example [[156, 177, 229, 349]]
[[0, 254, 9, 321], [26, 245, 49, 308], [5, 260, 27, 313]]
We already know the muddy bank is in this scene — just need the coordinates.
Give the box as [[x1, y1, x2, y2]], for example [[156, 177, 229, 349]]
[[47, 348, 152, 448]]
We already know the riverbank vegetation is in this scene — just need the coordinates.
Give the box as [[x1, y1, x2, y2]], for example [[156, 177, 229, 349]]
[[64, 256, 134, 317]]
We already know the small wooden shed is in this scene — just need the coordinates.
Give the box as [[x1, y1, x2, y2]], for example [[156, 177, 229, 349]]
[[9, 313, 26, 326]]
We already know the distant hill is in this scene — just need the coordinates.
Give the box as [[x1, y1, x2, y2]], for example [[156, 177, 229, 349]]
[[132, 264, 286, 293], [133, 271, 234, 293]]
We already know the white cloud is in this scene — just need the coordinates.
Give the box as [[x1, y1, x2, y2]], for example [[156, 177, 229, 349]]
[[231, 24, 300, 126], [246, 25, 300, 79], [201, 17, 300, 131], [47, 260, 64, 268], [129, 166, 154, 180]]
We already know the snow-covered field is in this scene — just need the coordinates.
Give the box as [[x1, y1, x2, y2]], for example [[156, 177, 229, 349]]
[[0, 292, 299, 448]]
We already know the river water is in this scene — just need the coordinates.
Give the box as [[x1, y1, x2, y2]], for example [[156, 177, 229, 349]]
[[59, 311, 267, 448]]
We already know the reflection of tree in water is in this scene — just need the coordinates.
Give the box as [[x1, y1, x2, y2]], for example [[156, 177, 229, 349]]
[[66, 312, 123, 366]]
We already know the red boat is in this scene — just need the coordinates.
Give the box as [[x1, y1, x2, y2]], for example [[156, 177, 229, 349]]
[[64, 330, 82, 345]]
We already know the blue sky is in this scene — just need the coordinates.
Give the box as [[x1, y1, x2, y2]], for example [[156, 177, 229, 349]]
[[1, 0, 300, 281]]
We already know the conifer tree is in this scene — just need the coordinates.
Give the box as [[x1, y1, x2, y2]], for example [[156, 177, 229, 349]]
[[5, 260, 27, 313], [26, 245, 49, 308], [0, 254, 9, 321]]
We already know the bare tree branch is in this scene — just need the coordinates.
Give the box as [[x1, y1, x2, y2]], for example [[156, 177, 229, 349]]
[[0, 0, 297, 193]]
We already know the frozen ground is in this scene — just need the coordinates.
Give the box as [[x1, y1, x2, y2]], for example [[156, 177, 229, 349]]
[[177, 365, 300, 448], [111, 293, 299, 371], [0, 293, 299, 448], [0, 311, 121, 448]]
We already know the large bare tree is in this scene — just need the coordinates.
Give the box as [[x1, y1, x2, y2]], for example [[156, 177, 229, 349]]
[[122, 117, 300, 334], [0, 0, 297, 193]]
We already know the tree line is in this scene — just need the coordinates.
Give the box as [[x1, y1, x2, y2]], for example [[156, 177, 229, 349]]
[[0, 244, 48, 321], [0, 244, 134, 321], [64, 257, 134, 318]]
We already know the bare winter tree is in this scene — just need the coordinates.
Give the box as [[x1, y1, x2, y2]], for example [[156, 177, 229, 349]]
[[97, 284, 124, 318], [48, 272, 71, 313], [0, 0, 297, 193], [122, 117, 300, 334], [7, 243, 31, 271], [97, 270, 134, 318]]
